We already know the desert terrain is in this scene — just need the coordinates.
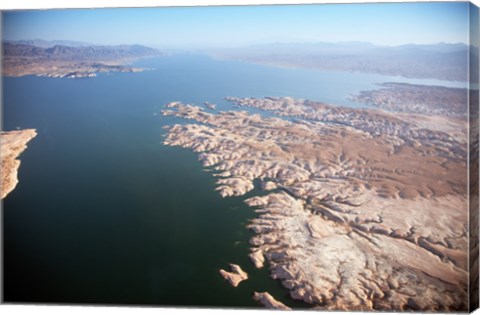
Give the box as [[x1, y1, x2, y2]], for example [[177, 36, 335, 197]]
[[2, 42, 160, 78], [162, 93, 468, 311], [350, 82, 467, 118], [1, 129, 37, 199]]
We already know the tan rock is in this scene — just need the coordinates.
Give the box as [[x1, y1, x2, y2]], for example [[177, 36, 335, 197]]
[[163, 97, 468, 311], [1, 129, 37, 199], [248, 249, 265, 268], [261, 181, 278, 191], [219, 263, 248, 287], [253, 292, 291, 310]]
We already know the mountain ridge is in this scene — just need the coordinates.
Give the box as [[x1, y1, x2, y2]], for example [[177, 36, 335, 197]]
[[4, 39, 93, 48], [2, 41, 162, 78], [3, 42, 161, 61], [208, 41, 469, 81]]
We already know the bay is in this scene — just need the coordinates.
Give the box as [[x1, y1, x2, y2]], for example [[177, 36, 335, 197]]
[[2, 54, 462, 307]]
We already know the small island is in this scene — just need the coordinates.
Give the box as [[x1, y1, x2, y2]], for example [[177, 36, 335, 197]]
[[1, 129, 37, 199], [219, 263, 248, 287]]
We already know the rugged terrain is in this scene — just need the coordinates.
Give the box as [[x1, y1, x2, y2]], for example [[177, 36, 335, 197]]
[[350, 82, 468, 118], [162, 94, 468, 311], [1, 129, 37, 199], [219, 264, 249, 287], [469, 86, 479, 309], [253, 292, 292, 310], [2, 42, 161, 78]]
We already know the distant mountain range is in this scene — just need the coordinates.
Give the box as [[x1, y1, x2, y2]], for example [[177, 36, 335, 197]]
[[3, 40, 475, 82], [3, 41, 160, 61], [210, 42, 472, 81], [4, 39, 93, 48], [2, 41, 162, 78]]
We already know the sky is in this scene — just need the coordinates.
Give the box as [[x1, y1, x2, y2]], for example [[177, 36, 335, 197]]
[[1, 2, 471, 48]]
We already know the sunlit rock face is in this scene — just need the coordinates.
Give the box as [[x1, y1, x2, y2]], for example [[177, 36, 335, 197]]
[[162, 95, 468, 311], [219, 264, 248, 287], [253, 291, 292, 310], [1, 129, 37, 199]]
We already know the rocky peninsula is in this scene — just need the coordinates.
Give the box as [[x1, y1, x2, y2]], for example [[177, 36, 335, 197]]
[[253, 292, 292, 310], [162, 95, 468, 311], [1, 129, 37, 199]]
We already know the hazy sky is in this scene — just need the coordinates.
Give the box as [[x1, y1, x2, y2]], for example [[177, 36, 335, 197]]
[[2, 2, 471, 48]]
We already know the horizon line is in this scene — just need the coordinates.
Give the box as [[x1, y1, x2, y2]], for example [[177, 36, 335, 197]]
[[2, 38, 470, 49]]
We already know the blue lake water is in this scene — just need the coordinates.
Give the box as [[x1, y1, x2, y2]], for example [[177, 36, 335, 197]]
[[2, 54, 464, 307]]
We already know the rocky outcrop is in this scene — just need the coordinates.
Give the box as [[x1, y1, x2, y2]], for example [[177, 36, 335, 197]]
[[1, 129, 37, 199], [253, 292, 291, 310], [219, 264, 248, 287], [204, 101, 217, 110], [163, 97, 468, 311], [248, 249, 265, 269]]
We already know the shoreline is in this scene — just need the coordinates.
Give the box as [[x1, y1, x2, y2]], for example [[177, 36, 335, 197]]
[[161, 96, 468, 311], [2, 59, 149, 79], [1, 129, 37, 199]]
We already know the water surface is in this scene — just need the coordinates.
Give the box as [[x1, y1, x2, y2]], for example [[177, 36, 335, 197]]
[[2, 54, 461, 307]]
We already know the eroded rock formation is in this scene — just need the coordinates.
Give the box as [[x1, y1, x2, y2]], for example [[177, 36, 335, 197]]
[[219, 263, 248, 287], [162, 96, 468, 311], [1, 129, 37, 199], [253, 292, 292, 310]]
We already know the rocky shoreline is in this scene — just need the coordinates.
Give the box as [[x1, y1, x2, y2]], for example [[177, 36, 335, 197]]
[[253, 292, 292, 310], [1, 129, 37, 199], [162, 96, 468, 311], [3, 60, 147, 79], [34, 63, 146, 79]]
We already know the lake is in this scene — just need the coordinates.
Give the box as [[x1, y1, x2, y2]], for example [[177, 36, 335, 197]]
[[2, 54, 463, 307]]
